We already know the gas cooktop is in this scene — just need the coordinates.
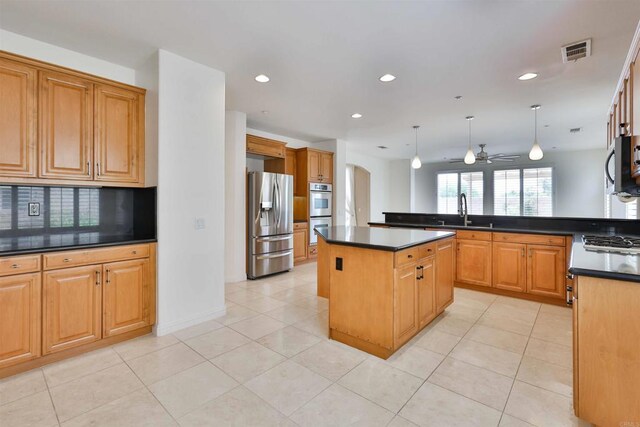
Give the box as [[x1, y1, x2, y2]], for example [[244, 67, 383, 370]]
[[582, 235, 640, 254]]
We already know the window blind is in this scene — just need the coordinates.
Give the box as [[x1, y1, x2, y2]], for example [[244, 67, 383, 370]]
[[494, 169, 521, 216], [437, 173, 459, 214], [523, 167, 553, 216], [460, 172, 484, 215]]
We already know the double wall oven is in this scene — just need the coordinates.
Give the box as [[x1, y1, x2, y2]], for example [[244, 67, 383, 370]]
[[309, 183, 332, 244]]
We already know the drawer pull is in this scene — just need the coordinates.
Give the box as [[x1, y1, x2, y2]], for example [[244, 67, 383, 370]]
[[106, 269, 111, 284], [63, 258, 71, 263], [11, 264, 20, 269], [407, 254, 413, 259], [132, 250, 138, 254]]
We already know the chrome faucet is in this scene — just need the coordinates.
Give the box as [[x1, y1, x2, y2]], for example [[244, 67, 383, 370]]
[[459, 193, 472, 227]]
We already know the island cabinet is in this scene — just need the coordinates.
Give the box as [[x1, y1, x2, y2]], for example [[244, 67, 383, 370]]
[[323, 233, 455, 359], [0, 51, 146, 187], [573, 275, 640, 425], [0, 243, 157, 378], [456, 231, 492, 287]]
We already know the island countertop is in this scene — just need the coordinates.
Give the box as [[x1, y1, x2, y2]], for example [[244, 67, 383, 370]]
[[315, 226, 455, 252]]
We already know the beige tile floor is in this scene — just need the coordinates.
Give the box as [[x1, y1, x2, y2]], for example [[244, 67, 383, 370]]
[[0, 261, 592, 427]]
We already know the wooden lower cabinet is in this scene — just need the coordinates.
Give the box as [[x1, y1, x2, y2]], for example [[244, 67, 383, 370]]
[[526, 245, 565, 298], [417, 257, 436, 328], [573, 276, 640, 425], [43, 265, 102, 354], [0, 273, 41, 368], [492, 242, 526, 292], [456, 239, 492, 287], [394, 264, 419, 347], [435, 239, 455, 313], [293, 224, 308, 264], [103, 259, 150, 337]]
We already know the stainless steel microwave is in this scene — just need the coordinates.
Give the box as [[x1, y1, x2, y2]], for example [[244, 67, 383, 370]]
[[605, 136, 640, 197]]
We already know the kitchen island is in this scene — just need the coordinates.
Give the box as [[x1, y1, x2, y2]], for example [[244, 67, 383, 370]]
[[316, 226, 456, 359]]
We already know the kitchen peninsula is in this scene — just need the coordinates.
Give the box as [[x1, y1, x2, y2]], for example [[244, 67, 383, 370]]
[[316, 226, 455, 359]]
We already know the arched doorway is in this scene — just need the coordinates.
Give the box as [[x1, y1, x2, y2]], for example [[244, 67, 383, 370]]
[[346, 164, 371, 226]]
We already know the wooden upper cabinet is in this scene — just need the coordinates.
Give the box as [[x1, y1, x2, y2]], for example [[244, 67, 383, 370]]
[[246, 134, 286, 158], [0, 59, 37, 178], [0, 273, 41, 368], [418, 257, 436, 329], [308, 150, 321, 182], [39, 70, 94, 180], [456, 239, 492, 287], [526, 245, 565, 298], [435, 239, 454, 313], [394, 263, 419, 347], [492, 242, 526, 292], [95, 84, 143, 183], [319, 152, 333, 183], [43, 265, 102, 354], [103, 259, 149, 337]]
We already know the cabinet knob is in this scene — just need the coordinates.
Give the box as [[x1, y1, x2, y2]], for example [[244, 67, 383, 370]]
[[11, 264, 19, 269], [132, 250, 138, 254], [408, 254, 413, 259], [63, 258, 70, 263]]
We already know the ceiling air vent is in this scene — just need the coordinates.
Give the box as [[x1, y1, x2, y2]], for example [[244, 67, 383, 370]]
[[562, 39, 591, 63], [570, 127, 582, 134]]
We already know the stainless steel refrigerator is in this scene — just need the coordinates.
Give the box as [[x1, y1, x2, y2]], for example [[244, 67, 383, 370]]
[[247, 172, 294, 279]]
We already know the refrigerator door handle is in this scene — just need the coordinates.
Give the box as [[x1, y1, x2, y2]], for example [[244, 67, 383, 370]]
[[257, 251, 293, 260], [275, 179, 281, 227], [256, 235, 293, 242]]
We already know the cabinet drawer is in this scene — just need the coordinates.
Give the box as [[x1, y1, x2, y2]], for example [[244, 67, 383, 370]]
[[308, 245, 318, 258], [0, 254, 41, 276], [294, 222, 308, 230], [456, 230, 492, 241], [418, 243, 436, 259], [395, 247, 420, 267], [43, 244, 150, 270], [493, 232, 566, 247]]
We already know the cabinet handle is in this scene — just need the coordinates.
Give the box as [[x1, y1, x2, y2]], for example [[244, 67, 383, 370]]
[[521, 248, 525, 257], [132, 250, 138, 254], [95, 270, 101, 286], [63, 258, 70, 263], [11, 264, 20, 269], [106, 269, 110, 284], [96, 162, 101, 176], [87, 161, 91, 176], [407, 254, 413, 259]]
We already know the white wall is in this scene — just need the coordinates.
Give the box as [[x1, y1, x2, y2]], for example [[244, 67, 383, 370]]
[[246, 128, 312, 149], [135, 53, 159, 187], [156, 50, 226, 335], [345, 148, 392, 222], [225, 111, 247, 283], [414, 148, 606, 218], [0, 29, 136, 84], [389, 160, 413, 213]]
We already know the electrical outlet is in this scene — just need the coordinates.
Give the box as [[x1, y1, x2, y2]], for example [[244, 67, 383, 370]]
[[28, 202, 40, 216], [336, 257, 343, 271]]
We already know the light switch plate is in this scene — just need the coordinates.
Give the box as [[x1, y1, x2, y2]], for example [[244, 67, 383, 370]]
[[28, 202, 40, 216], [194, 218, 206, 229]]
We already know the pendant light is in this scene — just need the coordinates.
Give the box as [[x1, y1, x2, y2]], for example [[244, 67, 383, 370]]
[[529, 104, 544, 160], [411, 125, 422, 169], [464, 116, 476, 165]]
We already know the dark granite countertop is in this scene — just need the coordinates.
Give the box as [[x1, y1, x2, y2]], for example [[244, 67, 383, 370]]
[[368, 221, 575, 236], [569, 241, 640, 283], [0, 233, 157, 256], [316, 226, 455, 251]]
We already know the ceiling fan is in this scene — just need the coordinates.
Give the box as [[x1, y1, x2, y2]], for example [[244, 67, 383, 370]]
[[449, 144, 520, 164]]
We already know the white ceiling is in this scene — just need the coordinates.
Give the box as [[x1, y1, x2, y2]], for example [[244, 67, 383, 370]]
[[2, 1, 639, 162]]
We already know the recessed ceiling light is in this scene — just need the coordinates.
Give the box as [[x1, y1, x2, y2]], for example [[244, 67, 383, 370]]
[[379, 74, 396, 82], [255, 74, 270, 83], [518, 72, 538, 81], [351, 113, 363, 119], [454, 96, 463, 100]]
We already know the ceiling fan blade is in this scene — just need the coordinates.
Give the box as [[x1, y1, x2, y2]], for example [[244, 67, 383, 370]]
[[448, 159, 464, 164], [491, 158, 517, 162], [488, 154, 520, 159]]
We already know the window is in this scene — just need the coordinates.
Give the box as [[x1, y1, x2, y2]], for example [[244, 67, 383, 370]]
[[523, 167, 553, 216], [0, 186, 11, 230], [492, 167, 553, 216], [79, 188, 100, 226], [437, 172, 484, 214], [18, 187, 44, 229], [50, 187, 75, 228], [494, 170, 521, 216]]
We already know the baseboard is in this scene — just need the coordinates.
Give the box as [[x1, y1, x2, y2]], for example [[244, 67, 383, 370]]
[[155, 305, 227, 336], [225, 274, 247, 283]]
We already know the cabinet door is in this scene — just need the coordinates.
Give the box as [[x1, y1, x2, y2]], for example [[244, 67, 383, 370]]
[[394, 264, 418, 347], [418, 257, 436, 329], [435, 239, 454, 313], [293, 229, 308, 264], [308, 150, 321, 182], [526, 245, 565, 298], [456, 239, 492, 287], [285, 148, 297, 193], [0, 273, 41, 368], [0, 59, 37, 178], [320, 153, 333, 183], [43, 265, 101, 354], [95, 84, 142, 183], [40, 71, 93, 179], [103, 259, 149, 337], [492, 242, 526, 292]]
